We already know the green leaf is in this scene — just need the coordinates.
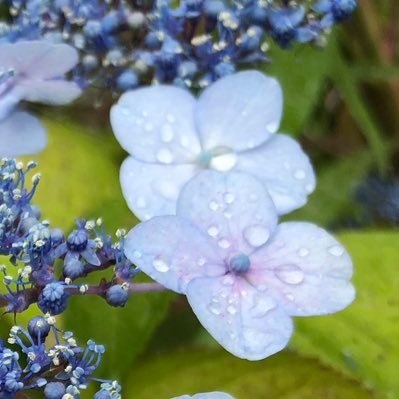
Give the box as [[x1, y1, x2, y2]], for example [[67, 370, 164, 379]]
[[125, 349, 374, 399], [266, 43, 333, 134], [291, 231, 399, 399]]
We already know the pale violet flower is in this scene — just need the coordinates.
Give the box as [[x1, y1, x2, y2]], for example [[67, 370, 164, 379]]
[[111, 71, 315, 221], [0, 41, 81, 157], [173, 393, 235, 399], [125, 170, 354, 361]]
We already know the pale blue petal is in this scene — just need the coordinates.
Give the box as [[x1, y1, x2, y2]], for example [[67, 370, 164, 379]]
[[0, 92, 20, 121], [186, 276, 293, 360], [15, 80, 82, 105], [124, 216, 224, 294], [195, 71, 282, 152], [120, 156, 196, 220], [0, 41, 79, 78], [235, 134, 316, 214], [177, 171, 278, 257], [172, 393, 235, 399], [0, 111, 46, 157], [248, 222, 355, 316], [111, 85, 201, 163]]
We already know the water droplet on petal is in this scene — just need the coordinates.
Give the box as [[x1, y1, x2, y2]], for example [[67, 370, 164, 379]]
[[266, 121, 279, 133], [136, 197, 146, 208], [152, 257, 170, 273], [208, 303, 222, 315], [209, 201, 220, 211], [133, 250, 142, 258], [120, 106, 130, 116], [328, 245, 344, 257], [275, 264, 304, 285], [244, 225, 270, 247], [156, 148, 174, 164], [197, 257, 206, 266], [227, 305, 237, 315], [297, 248, 309, 257], [222, 274, 235, 286], [224, 192, 235, 204], [210, 153, 238, 172], [250, 296, 276, 318], [166, 113, 176, 123], [294, 169, 306, 180], [218, 238, 231, 249], [223, 212, 232, 219], [180, 136, 189, 147], [161, 124, 174, 142], [305, 183, 314, 193], [154, 180, 179, 200], [207, 225, 219, 237]]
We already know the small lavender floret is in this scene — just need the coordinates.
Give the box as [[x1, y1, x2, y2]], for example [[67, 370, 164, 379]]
[[106, 284, 129, 307], [44, 382, 66, 399]]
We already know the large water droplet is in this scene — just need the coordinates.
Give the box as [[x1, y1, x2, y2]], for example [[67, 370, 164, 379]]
[[218, 238, 231, 249], [227, 305, 237, 315], [244, 225, 270, 247], [328, 245, 344, 257], [275, 264, 304, 285], [161, 124, 174, 142], [207, 225, 219, 237], [156, 148, 174, 164], [209, 201, 220, 211], [294, 169, 306, 180], [250, 296, 276, 318], [152, 257, 170, 273], [266, 121, 279, 133], [132, 250, 142, 259], [208, 303, 222, 315], [210, 153, 238, 172], [197, 257, 206, 266]]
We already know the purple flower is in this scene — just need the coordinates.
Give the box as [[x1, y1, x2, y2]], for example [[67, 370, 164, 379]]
[[111, 71, 315, 221], [124, 171, 354, 360], [173, 393, 235, 399], [0, 40, 81, 157]]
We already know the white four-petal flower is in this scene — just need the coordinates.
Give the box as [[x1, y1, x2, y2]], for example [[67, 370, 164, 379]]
[[111, 71, 315, 220], [124, 171, 355, 361], [0, 40, 81, 157]]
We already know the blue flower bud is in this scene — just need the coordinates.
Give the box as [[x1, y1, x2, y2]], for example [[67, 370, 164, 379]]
[[117, 70, 139, 91], [28, 316, 51, 340], [67, 229, 88, 252], [106, 284, 129, 307], [44, 382, 66, 399]]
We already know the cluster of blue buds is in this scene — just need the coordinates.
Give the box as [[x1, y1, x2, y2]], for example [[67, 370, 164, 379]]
[[0, 158, 159, 317], [0, 315, 121, 398], [0, 0, 356, 91]]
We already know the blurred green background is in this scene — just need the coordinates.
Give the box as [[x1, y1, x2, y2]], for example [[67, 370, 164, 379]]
[[2, 2, 399, 398]]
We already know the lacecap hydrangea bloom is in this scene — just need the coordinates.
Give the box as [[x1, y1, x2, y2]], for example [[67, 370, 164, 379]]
[[111, 71, 315, 220], [124, 170, 354, 360], [174, 393, 234, 399], [0, 40, 81, 157]]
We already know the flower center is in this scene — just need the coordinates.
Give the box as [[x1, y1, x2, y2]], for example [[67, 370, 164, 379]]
[[196, 146, 238, 172], [229, 253, 251, 274]]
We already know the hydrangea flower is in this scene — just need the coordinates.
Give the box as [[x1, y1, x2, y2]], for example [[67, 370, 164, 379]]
[[173, 393, 234, 399], [124, 170, 355, 360], [0, 40, 81, 157], [111, 71, 315, 220]]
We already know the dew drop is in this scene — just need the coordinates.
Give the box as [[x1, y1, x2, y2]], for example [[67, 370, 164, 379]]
[[297, 248, 309, 257], [328, 245, 344, 257], [156, 148, 174, 164], [244, 225, 270, 247], [305, 183, 314, 193], [209, 201, 220, 211], [275, 264, 304, 285], [224, 192, 235, 204], [133, 250, 142, 258], [222, 274, 235, 286], [210, 153, 238, 172], [207, 225, 219, 237], [250, 296, 276, 318], [197, 257, 206, 266], [266, 121, 279, 133], [208, 303, 222, 315], [152, 257, 170, 273], [294, 169, 306, 180], [180, 136, 189, 147], [218, 238, 231, 249], [161, 124, 174, 142], [136, 197, 146, 208], [154, 180, 178, 200], [227, 305, 237, 315]]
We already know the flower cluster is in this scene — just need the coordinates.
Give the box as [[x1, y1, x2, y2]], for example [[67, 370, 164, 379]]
[[0, 158, 163, 318], [174, 393, 234, 399], [0, 315, 121, 399], [113, 71, 355, 360], [1, 0, 357, 91]]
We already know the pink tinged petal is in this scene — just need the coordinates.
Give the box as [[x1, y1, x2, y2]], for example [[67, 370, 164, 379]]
[[195, 71, 283, 153], [0, 111, 46, 157], [248, 222, 355, 316], [236, 134, 316, 214], [178, 170, 278, 257], [0, 41, 79, 78], [120, 156, 197, 220], [110, 85, 202, 163], [186, 276, 293, 360], [15, 80, 82, 105], [124, 216, 224, 294]]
